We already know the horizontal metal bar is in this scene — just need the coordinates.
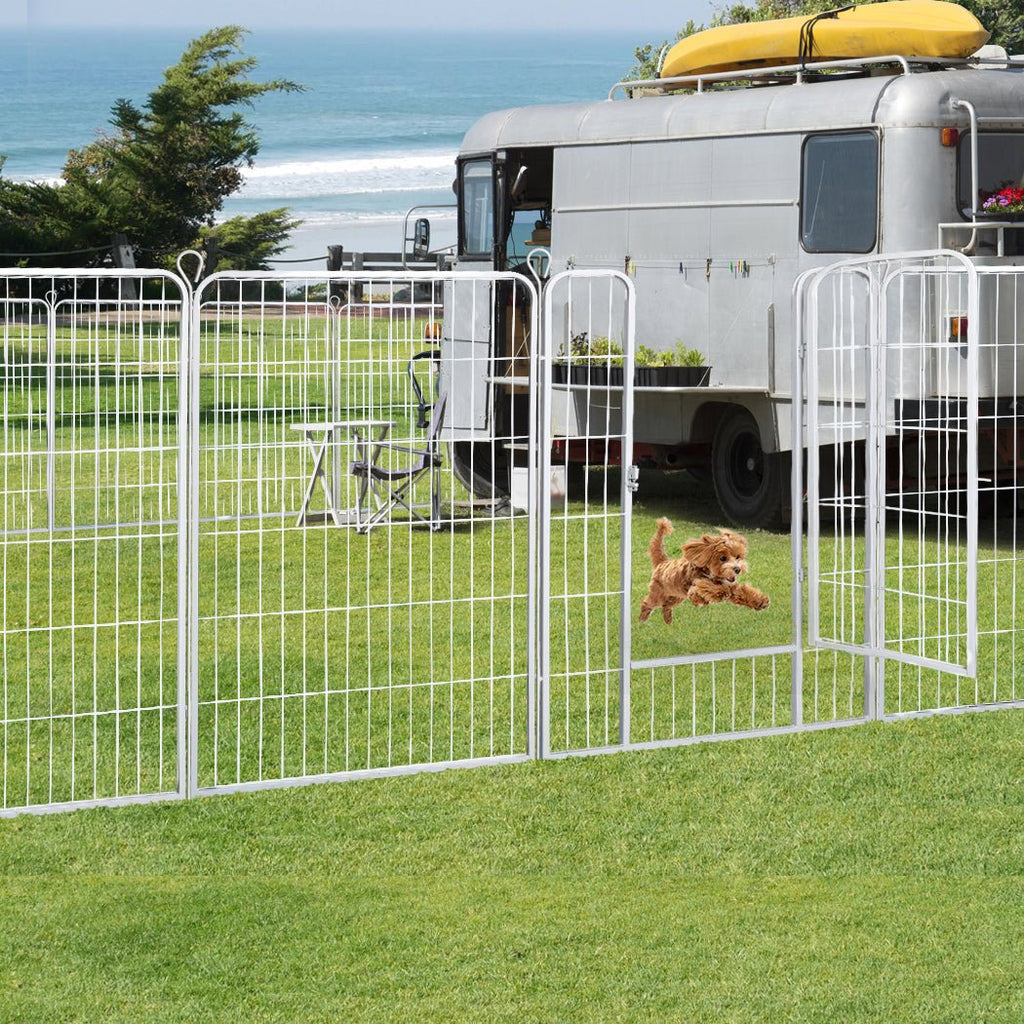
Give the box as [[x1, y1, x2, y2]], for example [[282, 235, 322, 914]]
[[632, 644, 797, 670], [884, 700, 1024, 722], [0, 789, 184, 819], [811, 638, 973, 678], [193, 753, 531, 798], [546, 715, 869, 759]]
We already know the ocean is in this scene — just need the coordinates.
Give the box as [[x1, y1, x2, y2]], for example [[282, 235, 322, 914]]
[[0, 28, 642, 264]]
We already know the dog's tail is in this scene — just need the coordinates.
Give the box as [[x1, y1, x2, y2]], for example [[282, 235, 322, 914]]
[[649, 517, 673, 567]]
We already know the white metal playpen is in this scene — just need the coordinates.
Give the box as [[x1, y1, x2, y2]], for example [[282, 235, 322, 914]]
[[0, 254, 1019, 815]]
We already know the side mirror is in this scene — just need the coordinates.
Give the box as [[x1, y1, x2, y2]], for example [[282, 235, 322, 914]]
[[413, 217, 430, 258]]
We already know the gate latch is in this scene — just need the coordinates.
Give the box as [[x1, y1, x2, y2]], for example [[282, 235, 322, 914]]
[[626, 465, 640, 493]]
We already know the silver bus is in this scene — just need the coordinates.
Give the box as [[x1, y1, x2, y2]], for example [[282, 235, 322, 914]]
[[432, 52, 1024, 527]]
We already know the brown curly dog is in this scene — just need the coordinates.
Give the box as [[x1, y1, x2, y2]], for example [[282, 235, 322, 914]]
[[638, 518, 770, 623]]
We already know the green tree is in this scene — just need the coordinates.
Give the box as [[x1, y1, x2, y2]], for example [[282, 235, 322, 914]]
[[627, 0, 1024, 79], [0, 26, 302, 269], [198, 209, 300, 272], [627, 22, 702, 80]]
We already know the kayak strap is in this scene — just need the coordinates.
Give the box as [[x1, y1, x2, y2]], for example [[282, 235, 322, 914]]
[[798, 4, 856, 69]]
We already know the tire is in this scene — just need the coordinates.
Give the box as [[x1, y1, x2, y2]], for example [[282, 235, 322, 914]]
[[711, 408, 786, 530], [450, 441, 510, 500]]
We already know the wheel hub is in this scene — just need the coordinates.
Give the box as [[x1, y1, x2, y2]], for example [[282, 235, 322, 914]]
[[730, 432, 765, 498]]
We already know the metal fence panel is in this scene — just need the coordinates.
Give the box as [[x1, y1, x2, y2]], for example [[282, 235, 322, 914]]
[[188, 272, 537, 794], [801, 251, 1024, 720], [538, 270, 810, 756], [0, 271, 187, 815], [538, 270, 637, 756], [965, 267, 1024, 714]]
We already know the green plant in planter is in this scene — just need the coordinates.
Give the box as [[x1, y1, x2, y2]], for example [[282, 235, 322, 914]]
[[634, 342, 706, 367], [558, 333, 625, 365], [672, 341, 706, 367], [635, 344, 658, 367], [571, 332, 591, 358], [588, 335, 624, 366], [557, 332, 591, 361]]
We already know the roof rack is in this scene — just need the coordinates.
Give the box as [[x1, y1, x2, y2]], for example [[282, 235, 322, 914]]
[[609, 54, 1019, 100]]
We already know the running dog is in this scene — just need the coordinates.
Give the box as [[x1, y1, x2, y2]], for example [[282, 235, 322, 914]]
[[638, 518, 770, 623]]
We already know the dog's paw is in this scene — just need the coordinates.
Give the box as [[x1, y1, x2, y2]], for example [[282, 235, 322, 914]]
[[639, 606, 652, 622], [753, 593, 770, 611]]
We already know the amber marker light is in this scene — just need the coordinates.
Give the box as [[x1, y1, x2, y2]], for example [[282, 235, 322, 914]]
[[941, 127, 960, 147]]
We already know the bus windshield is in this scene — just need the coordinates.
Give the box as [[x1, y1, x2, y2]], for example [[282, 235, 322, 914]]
[[459, 159, 494, 257], [958, 132, 1024, 215]]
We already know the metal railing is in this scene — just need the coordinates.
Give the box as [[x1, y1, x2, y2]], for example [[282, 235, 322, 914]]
[[0, 257, 1020, 815]]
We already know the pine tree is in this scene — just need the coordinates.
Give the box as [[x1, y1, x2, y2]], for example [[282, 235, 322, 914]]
[[0, 26, 302, 269]]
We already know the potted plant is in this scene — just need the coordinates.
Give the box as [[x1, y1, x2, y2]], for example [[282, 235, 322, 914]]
[[980, 184, 1024, 255], [554, 332, 625, 386], [981, 184, 1024, 218], [552, 331, 589, 385], [586, 335, 624, 386], [556, 336, 709, 387], [634, 345, 658, 387], [635, 342, 710, 387]]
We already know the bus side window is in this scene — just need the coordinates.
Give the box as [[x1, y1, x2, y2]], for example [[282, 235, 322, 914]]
[[801, 131, 879, 253], [459, 158, 495, 258], [957, 132, 1024, 215]]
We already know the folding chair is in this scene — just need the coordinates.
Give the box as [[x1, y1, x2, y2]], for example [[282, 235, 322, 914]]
[[350, 353, 447, 532], [408, 348, 441, 428]]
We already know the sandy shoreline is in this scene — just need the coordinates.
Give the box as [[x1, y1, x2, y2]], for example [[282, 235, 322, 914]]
[[269, 214, 458, 270]]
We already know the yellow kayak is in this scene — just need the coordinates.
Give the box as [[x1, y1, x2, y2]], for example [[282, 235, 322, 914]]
[[660, 0, 990, 79]]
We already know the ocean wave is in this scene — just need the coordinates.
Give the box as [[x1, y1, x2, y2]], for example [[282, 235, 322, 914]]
[[239, 150, 457, 201], [8, 174, 64, 187]]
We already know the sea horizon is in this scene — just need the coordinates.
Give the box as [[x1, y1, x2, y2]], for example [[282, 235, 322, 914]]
[[1, 26, 649, 266]]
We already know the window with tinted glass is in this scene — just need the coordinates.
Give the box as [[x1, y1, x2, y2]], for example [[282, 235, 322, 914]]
[[957, 132, 1024, 215], [459, 158, 495, 258], [801, 131, 879, 253]]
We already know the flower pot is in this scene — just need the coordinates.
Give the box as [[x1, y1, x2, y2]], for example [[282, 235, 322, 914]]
[[680, 365, 711, 386], [639, 365, 711, 387], [567, 364, 623, 387]]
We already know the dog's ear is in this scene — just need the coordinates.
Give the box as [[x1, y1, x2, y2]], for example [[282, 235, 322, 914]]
[[719, 529, 749, 555], [682, 536, 717, 568]]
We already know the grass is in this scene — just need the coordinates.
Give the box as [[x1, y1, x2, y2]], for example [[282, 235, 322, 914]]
[[1, 393, 1020, 801], [1, 302, 1021, 759], [0, 709, 1022, 1021], [2, 295, 1024, 1017]]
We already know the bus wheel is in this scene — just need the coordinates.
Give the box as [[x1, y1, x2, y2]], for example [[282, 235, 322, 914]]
[[711, 408, 786, 530], [451, 441, 510, 500]]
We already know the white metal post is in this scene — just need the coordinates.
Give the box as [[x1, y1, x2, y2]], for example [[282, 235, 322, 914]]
[[537, 275, 554, 760], [617, 273, 636, 748], [184, 271, 200, 799]]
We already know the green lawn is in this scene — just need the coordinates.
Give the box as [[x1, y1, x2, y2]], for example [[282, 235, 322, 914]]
[[2, 299, 1023, 1017], [2, 306, 1021, 808], [0, 709, 1021, 1021]]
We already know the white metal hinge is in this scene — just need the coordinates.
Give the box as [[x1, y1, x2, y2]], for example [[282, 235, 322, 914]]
[[626, 465, 640, 493]]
